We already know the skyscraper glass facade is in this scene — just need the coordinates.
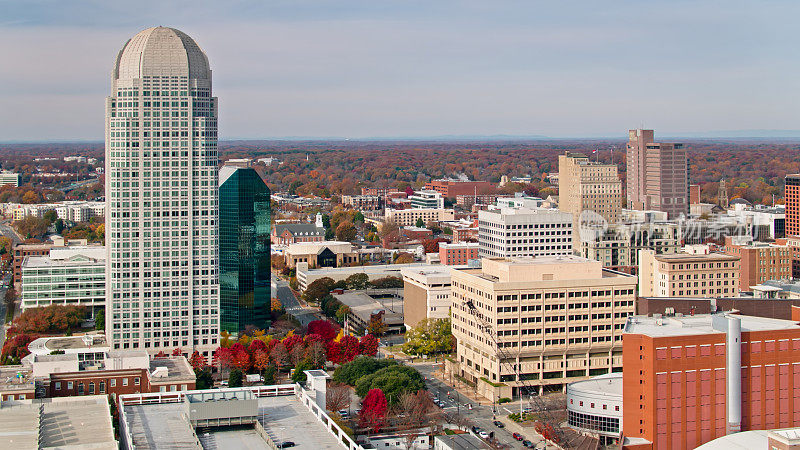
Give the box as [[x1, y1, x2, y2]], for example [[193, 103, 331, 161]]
[[219, 167, 271, 333]]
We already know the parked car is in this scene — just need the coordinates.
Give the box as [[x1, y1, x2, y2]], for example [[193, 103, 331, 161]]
[[471, 426, 481, 434], [493, 420, 504, 428], [522, 440, 534, 448], [512, 433, 524, 441], [278, 442, 296, 448], [478, 431, 490, 439]]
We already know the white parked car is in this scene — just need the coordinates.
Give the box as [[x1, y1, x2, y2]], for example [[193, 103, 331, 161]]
[[478, 431, 490, 439]]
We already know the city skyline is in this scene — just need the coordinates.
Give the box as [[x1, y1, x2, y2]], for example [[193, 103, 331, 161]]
[[2, 1, 800, 141]]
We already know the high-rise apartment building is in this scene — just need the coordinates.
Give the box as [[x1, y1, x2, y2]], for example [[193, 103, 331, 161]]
[[219, 166, 271, 334], [478, 207, 573, 258], [558, 152, 622, 229], [449, 256, 637, 398], [626, 129, 688, 219], [785, 174, 800, 237], [105, 27, 219, 356]]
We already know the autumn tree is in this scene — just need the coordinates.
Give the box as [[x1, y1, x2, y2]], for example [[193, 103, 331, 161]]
[[344, 273, 369, 290], [303, 277, 336, 304], [307, 319, 339, 342], [360, 388, 388, 433], [189, 351, 208, 370], [358, 334, 379, 357], [326, 381, 351, 412], [270, 342, 289, 370], [366, 313, 387, 337], [335, 221, 357, 242], [393, 252, 414, 264]]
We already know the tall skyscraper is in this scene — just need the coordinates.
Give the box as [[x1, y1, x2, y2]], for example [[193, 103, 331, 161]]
[[626, 129, 688, 218], [557, 152, 622, 239], [785, 174, 800, 237], [219, 166, 271, 334], [105, 27, 219, 357]]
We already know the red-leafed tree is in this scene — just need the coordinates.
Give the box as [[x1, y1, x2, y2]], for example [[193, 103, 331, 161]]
[[154, 351, 168, 358], [1, 333, 38, 363], [358, 334, 379, 357], [213, 347, 234, 375], [338, 335, 361, 363], [188, 351, 207, 370], [232, 349, 251, 371], [307, 320, 338, 342], [172, 347, 183, 356], [253, 349, 270, 373], [270, 342, 289, 370], [326, 340, 341, 364], [421, 238, 448, 254], [360, 388, 388, 433], [248, 338, 267, 356], [281, 334, 304, 354]]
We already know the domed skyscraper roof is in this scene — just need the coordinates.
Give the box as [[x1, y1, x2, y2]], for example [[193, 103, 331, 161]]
[[113, 27, 210, 80]]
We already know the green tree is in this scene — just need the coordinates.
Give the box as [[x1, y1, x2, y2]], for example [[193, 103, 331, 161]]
[[43, 210, 57, 223], [94, 310, 105, 331], [402, 318, 453, 356], [195, 368, 213, 389], [345, 273, 369, 290], [54, 218, 65, 234], [303, 277, 336, 304], [292, 359, 313, 385], [415, 217, 425, 228], [353, 211, 365, 224], [228, 368, 244, 388], [333, 356, 398, 386], [262, 364, 277, 385]]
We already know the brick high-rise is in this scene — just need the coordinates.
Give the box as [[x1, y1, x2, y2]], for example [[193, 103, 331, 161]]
[[785, 174, 800, 237], [626, 129, 688, 218]]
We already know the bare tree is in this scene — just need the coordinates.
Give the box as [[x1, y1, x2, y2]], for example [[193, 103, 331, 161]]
[[326, 382, 351, 412]]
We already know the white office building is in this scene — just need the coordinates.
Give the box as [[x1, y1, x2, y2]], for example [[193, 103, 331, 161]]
[[478, 207, 573, 258], [20, 246, 106, 312], [105, 27, 219, 357], [409, 190, 444, 209]]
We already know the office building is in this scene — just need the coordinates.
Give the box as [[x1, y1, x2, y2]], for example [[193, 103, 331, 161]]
[[580, 222, 681, 274], [626, 129, 688, 219], [105, 27, 219, 356], [723, 236, 791, 292], [424, 178, 492, 197], [478, 207, 573, 258], [726, 204, 785, 240], [639, 245, 740, 298], [449, 256, 637, 399], [786, 175, 800, 237], [341, 194, 381, 210], [622, 313, 800, 449], [219, 166, 271, 334], [20, 246, 106, 312], [0, 171, 21, 187], [409, 190, 444, 209], [401, 266, 453, 328], [284, 241, 359, 270], [558, 152, 622, 229]]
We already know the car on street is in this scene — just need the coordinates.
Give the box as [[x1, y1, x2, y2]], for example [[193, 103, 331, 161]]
[[278, 442, 296, 448], [471, 426, 481, 434], [512, 433, 524, 441], [478, 431, 490, 439], [493, 420, 504, 428], [522, 440, 534, 448]]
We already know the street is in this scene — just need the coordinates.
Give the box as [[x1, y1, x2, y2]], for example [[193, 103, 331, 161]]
[[0, 221, 22, 246], [414, 362, 551, 449], [272, 275, 320, 327], [0, 272, 12, 349]]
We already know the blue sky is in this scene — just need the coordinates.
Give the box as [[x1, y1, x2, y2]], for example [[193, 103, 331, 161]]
[[1, 0, 798, 141]]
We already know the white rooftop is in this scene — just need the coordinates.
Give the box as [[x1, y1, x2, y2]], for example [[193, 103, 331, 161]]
[[114, 27, 210, 80], [567, 373, 622, 399], [625, 313, 800, 337], [695, 427, 800, 449]]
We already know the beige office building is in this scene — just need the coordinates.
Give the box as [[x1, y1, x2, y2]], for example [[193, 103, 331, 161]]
[[626, 129, 688, 218], [449, 256, 636, 399], [558, 153, 622, 237], [401, 266, 453, 328], [638, 246, 740, 298], [384, 208, 455, 227]]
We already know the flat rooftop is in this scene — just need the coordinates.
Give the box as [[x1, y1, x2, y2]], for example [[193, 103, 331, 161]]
[[301, 262, 430, 277], [653, 252, 739, 263], [625, 313, 800, 337], [0, 395, 116, 449], [124, 394, 344, 449], [27, 334, 108, 355], [334, 290, 403, 324], [567, 373, 622, 399], [149, 356, 196, 383]]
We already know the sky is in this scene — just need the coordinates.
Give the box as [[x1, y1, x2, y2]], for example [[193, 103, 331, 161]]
[[1, 0, 799, 141]]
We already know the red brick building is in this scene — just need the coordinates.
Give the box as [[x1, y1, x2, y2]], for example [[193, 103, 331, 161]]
[[423, 179, 492, 198], [622, 313, 800, 449], [438, 242, 479, 265], [12, 243, 52, 285], [723, 236, 792, 292]]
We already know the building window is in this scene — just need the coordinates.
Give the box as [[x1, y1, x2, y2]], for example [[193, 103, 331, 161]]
[[100, 381, 106, 394], [88, 382, 95, 394], [110, 379, 116, 387], [134, 377, 140, 386], [123, 378, 129, 386], [68, 381, 73, 390], [78, 383, 84, 395]]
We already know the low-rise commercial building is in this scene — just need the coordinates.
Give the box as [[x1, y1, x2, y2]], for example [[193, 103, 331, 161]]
[[401, 266, 453, 328], [271, 215, 326, 245], [296, 262, 428, 292], [438, 242, 479, 266], [385, 208, 455, 227], [449, 256, 636, 400], [567, 373, 623, 445], [342, 194, 381, 210], [424, 178, 492, 198], [409, 190, 444, 209], [639, 246, 740, 298], [622, 312, 800, 449], [20, 246, 105, 312], [284, 241, 359, 269]]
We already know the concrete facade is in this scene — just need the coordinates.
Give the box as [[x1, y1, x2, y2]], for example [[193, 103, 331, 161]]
[[626, 129, 688, 219]]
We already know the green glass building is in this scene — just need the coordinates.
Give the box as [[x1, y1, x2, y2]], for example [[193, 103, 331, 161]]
[[219, 166, 271, 334]]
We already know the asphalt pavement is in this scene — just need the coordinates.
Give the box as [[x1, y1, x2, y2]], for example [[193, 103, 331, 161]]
[[0, 221, 21, 245], [272, 276, 320, 327]]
